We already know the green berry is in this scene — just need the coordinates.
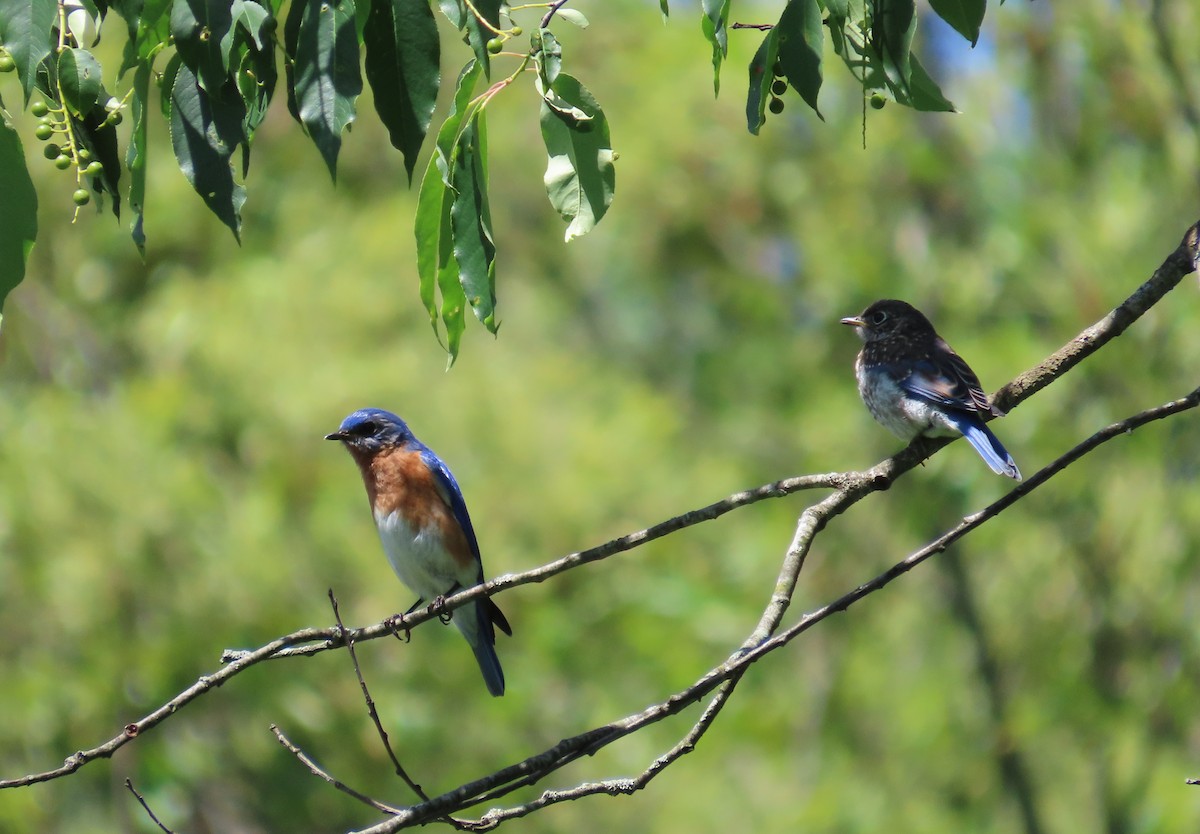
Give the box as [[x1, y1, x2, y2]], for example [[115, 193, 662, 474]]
[[486, 37, 503, 54], [509, 25, 522, 36], [768, 96, 785, 115], [0, 55, 16, 73], [108, 110, 123, 126], [43, 143, 61, 159], [54, 154, 72, 170], [85, 160, 103, 176], [31, 100, 50, 117], [72, 188, 91, 206], [34, 123, 54, 140], [772, 59, 782, 77], [77, 148, 91, 162], [771, 79, 787, 96], [869, 92, 886, 110]]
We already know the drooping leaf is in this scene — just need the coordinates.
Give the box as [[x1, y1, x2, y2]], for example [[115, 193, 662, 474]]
[[437, 0, 464, 28], [363, 0, 439, 182], [230, 0, 270, 50], [745, 28, 779, 135], [170, 0, 235, 95], [659, 0, 669, 18], [872, 0, 916, 93], [127, 57, 152, 251], [450, 113, 497, 332], [73, 92, 122, 217], [0, 0, 56, 101], [118, 0, 171, 75], [929, 0, 984, 46], [57, 48, 102, 117], [907, 52, 956, 111], [0, 117, 37, 315], [168, 62, 246, 239], [414, 60, 482, 361], [776, 0, 824, 118], [289, 0, 362, 180], [700, 0, 730, 95], [539, 73, 615, 242]]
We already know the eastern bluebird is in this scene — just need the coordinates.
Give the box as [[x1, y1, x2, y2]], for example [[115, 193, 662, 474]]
[[326, 408, 511, 696], [840, 299, 1021, 480]]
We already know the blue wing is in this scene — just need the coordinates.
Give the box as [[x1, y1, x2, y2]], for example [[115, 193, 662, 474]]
[[419, 448, 484, 569], [900, 339, 997, 417]]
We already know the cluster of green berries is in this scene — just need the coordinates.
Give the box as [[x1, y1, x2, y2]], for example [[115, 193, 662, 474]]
[[30, 99, 107, 206], [485, 24, 523, 55], [768, 61, 787, 115]]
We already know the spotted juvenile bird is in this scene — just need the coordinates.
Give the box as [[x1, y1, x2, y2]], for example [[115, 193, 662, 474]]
[[840, 299, 1021, 479], [326, 408, 511, 696]]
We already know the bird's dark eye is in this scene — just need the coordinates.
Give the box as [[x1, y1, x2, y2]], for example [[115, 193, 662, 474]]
[[869, 310, 888, 325], [355, 420, 378, 436]]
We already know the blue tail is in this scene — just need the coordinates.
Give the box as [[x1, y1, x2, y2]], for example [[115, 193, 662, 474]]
[[948, 415, 1021, 480], [456, 600, 506, 697]]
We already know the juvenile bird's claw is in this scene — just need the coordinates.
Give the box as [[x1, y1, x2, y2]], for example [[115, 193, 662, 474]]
[[429, 595, 454, 625], [385, 613, 412, 643]]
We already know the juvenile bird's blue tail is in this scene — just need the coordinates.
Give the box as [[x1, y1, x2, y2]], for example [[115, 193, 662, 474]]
[[454, 600, 508, 697], [949, 414, 1021, 480]]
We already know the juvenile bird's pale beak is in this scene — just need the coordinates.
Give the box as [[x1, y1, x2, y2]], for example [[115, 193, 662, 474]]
[[325, 431, 347, 441], [840, 316, 866, 328]]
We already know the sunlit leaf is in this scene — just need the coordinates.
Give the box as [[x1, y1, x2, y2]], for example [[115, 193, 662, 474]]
[[288, 0, 362, 180], [908, 53, 956, 111], [873, 0, 916, 93], [700, 0, 730, 95], [170, 0, 234, 95], [463, 0, 499, 78], [169, 62, 246, 239], [450, 113, 497, 332], [540, 73, 615, 242]]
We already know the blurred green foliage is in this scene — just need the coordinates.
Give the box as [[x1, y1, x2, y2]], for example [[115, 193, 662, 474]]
[[1, 1, 1199, 832]]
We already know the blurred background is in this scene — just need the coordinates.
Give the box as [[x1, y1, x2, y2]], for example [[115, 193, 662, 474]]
[[1, 0, 1199, 831]]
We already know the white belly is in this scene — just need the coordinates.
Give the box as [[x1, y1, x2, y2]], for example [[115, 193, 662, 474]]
[[857, 364, 959, 441], [374, 510, 465, 601]]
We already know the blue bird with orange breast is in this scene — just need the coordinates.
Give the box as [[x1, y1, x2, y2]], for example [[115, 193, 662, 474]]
[[326, 408, 511, 696], [841, 299, 1021, 480]]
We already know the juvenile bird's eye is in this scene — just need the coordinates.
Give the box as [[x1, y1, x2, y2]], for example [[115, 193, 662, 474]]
[[870, 310, 888, 325], [356, 420, 378, 435]]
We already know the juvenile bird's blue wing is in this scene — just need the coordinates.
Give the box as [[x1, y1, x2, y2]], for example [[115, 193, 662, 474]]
[[901, 338, 996, 416]]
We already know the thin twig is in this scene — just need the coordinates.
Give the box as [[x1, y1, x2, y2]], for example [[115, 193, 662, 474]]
[[539, 0, 571, 29], [270, 725, 404, 817], [328, 590, 430, 802], [124, 778, 176, 834]]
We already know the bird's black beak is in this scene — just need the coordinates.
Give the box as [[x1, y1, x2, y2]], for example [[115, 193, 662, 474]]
[[325, 431, 347, 441], [840, 316, 866, 328]]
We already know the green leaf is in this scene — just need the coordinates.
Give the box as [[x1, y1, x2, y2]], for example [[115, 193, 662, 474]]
[[872, 0, 916, 93], [776, 0, 824, 119], [539, 73, 615, 242], [169, 62, 246, 240], [907, 52, 955, 111], [289, 0, 362, 180], [536, 28, 561, 87], [118, 0, 171, 76], [462, 0, 499, 79], [0, 117, 37, 315], [127, 57, 152, 252], [928, 0, 984, 46], [745, 28, 779, 135], [437, 0, 464, 28], [700, 0, 730, 95], [450, 112, 497, 332], [74, 93, 122, 217], [555, 8, 587, 27], [363, 0, 440, 183], [414, 60, 482, 361], [230, 0, 271, 50], [659, 0, 669, 19], [170, 0, 235, 95], [57, 48, 102, 118], [0, 0, 56, 102]]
